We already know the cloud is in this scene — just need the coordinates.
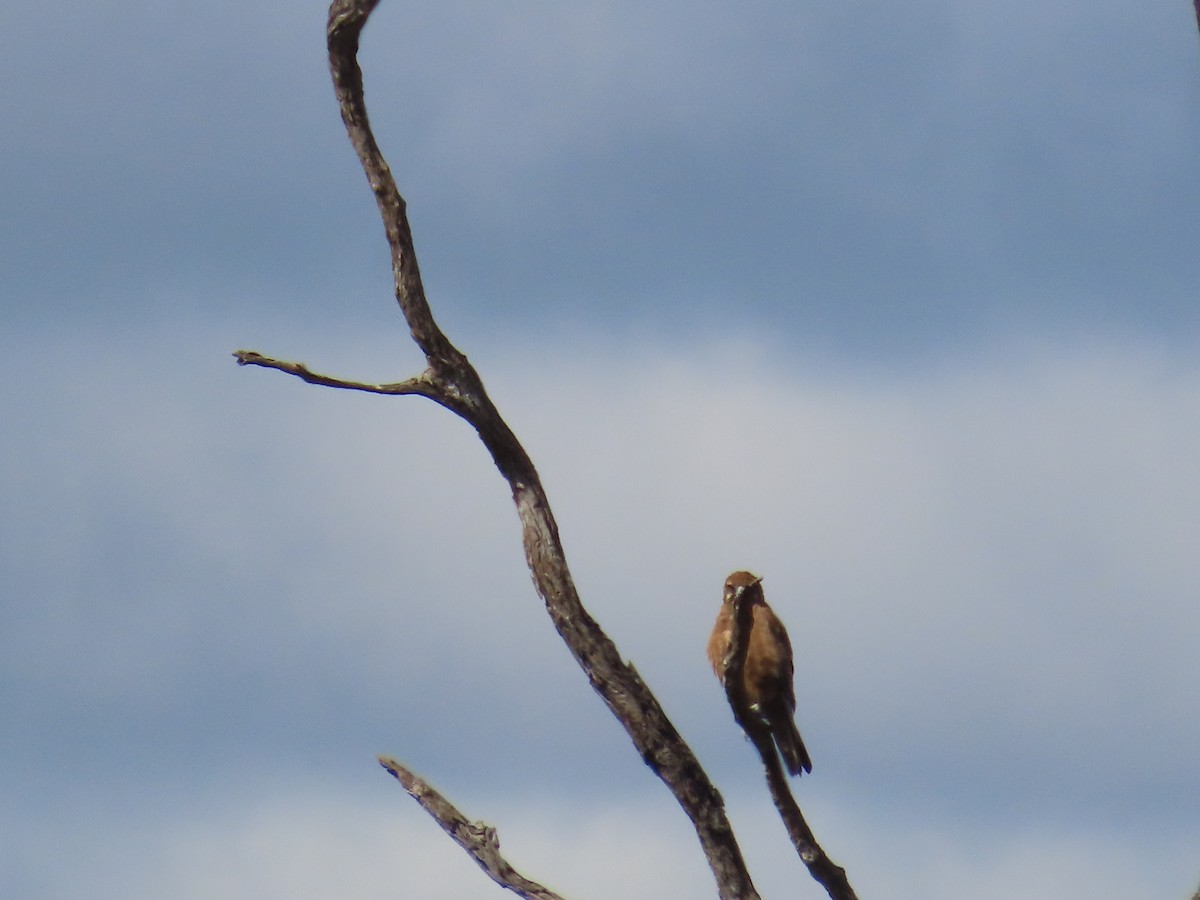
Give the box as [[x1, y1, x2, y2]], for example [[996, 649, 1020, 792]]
[[480, 334, 1200, 810], [5, 2, 1199, 893], [3, 321, 1197, 899], [4, 784, 1196, 899], [5, 1, 1198, 350]]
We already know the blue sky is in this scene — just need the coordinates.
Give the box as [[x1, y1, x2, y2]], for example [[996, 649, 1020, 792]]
[[3, 2, 1199, 898]]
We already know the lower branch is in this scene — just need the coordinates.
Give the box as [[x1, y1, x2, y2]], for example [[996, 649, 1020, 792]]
[[379, 756, 566, 900], [757, 738, 856, 900]]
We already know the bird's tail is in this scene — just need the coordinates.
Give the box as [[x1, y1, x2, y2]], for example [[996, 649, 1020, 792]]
[[772, 711, 813, 777]]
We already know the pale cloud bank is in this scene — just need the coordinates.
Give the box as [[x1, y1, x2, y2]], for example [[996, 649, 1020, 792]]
[[6, 787, 1195, 899], [1, 326, 1197, 897]]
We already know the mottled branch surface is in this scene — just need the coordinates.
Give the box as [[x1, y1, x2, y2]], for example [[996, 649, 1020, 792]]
[[379, 757, 566, 900], [722, 590, 858, 900], [235, 1, 761, 897]]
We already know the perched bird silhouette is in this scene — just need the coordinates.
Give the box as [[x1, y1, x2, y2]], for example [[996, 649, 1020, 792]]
[[707, 570, 812, 776]]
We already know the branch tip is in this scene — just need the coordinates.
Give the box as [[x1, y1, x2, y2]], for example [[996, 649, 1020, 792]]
[[378, 757, 566, 900]]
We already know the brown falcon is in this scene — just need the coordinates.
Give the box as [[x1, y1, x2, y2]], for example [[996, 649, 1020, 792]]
[[708, 570, 812, 776]]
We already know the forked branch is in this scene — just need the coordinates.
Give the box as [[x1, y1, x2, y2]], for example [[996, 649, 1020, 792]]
[[235, 1, 761, 897]]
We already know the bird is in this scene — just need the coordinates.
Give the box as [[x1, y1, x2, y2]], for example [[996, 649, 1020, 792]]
[[707, 570, 812, 776]]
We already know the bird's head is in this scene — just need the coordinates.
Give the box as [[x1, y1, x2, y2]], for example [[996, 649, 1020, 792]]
[[723, 570, 763, 604]]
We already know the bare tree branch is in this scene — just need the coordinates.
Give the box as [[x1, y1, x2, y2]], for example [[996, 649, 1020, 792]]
[[233, 350, 440, 399], [378, 757, 567, 900], [722, 589, 858, 900], [235, 1, 768, 896]]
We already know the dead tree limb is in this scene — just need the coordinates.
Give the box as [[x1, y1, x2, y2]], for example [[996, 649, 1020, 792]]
[[721, 589, 858, 900], [233, 350, 437, 398], [378, 757, 566, 900], [235, 1, 761, 896]]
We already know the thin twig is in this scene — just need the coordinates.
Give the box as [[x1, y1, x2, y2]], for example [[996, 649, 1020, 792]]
[[233, 350, 440, 399], [722, 589, 858, 900], [379, 757, 566, 900]]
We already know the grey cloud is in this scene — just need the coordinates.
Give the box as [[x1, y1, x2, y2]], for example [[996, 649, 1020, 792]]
[[4, 1, 1197, 352]]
